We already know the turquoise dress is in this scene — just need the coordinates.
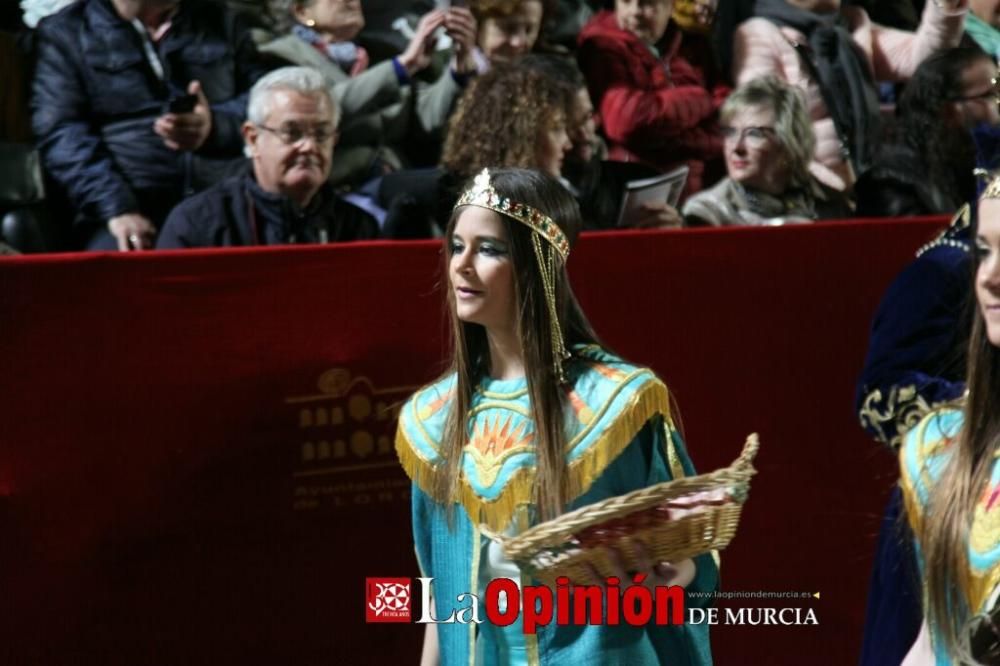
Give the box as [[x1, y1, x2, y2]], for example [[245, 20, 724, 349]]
[[396, 346, 718, 665], [900, 407, 1000, 664]]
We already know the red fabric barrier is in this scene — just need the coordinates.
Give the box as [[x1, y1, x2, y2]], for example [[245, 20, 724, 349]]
[[0, 217, 948, 664]]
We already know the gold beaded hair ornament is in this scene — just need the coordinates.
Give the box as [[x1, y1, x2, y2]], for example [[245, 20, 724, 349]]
[[454, 168, 572, 382]]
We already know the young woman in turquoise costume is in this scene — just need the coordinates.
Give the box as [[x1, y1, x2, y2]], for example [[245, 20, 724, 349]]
[[395, 167, 717, 665], [900, 176, 1000, 665]]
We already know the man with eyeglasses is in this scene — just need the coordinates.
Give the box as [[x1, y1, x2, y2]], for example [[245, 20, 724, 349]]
[[157, 67, 378, 248]]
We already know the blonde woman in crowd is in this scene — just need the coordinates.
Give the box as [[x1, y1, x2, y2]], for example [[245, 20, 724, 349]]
[[683, 76, 849, 226]]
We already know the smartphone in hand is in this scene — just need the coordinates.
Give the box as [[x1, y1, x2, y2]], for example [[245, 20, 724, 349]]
[[167, 93, 198, 114]]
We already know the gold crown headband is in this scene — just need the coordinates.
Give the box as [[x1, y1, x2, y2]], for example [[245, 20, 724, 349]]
[[455, 169, 571, 259], [454, 169, 572, 382]]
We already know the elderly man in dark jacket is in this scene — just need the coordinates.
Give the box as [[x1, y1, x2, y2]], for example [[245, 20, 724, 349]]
[[156, 66, 379, 248], [31, 0, 268, 251]]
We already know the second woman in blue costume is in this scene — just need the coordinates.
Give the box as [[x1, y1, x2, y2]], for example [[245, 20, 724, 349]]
[[900, 177, 1000, 664], [395, 167, 717, 665]]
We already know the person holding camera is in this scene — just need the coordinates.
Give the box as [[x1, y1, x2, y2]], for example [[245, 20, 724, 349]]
[[156, 67, 378, 249], [32, 0, 269, 251]]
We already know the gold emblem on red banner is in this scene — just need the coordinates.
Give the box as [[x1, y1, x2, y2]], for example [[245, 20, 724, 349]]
[[287, 368, 417, 512]]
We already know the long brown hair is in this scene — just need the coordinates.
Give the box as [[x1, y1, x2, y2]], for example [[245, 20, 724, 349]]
[[431, 168, 601, 522], [921, 203, 1000, 657]]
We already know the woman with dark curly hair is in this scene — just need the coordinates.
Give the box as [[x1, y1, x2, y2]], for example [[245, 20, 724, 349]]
[[856, 47, 1000, 217], [376, 63, 572, 237], [442, 63, 572, 181], [378, 60, 683, 236]]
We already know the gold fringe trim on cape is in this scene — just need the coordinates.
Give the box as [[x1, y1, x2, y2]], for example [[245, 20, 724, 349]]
[[394, 423, 442, 500], [564, 379, 671, 499], [395, 379, 672, 533]]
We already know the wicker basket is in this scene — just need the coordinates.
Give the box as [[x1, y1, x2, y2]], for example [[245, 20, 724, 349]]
[[501, 434, 760, 586]]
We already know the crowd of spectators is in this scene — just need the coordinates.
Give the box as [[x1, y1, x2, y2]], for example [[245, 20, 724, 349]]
[[3, 0, 1000, 252]]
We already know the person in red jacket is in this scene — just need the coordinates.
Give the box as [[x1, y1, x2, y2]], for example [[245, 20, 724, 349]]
[[577, 0, 728, 200]]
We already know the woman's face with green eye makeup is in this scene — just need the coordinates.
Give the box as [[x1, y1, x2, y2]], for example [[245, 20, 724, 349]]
[[449, 207, 517, 336]]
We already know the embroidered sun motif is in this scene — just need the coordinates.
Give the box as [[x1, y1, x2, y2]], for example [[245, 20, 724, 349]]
[[465, 415, 534, 487]]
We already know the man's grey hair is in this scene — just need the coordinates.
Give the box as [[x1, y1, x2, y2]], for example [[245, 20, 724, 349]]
[[720, 75, 816, 189], [246, 66, 340, 128]]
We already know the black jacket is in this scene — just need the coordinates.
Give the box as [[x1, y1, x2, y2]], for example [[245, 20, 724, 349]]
[[854, 142, 971, 218], [156, 168, 380, 248], [31, 0, 268, 230]]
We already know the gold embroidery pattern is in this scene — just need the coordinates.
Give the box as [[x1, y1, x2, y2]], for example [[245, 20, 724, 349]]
[[858, 385, 938, 449], [970, 499, 1000, 555], [465, 414, 535, 487], [396, 351, 676, 532], [663, 420, 684, 482], [288, 368, 417, 512], [567, 368, 657, 450], [480, 386, 529, 400]]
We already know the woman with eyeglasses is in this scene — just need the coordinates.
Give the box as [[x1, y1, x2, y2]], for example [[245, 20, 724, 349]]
[[681, 76, 849, 226], [899, 177, 1000, 665], [856, 47, 1000, 218], [731, 0, 967, 194]]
